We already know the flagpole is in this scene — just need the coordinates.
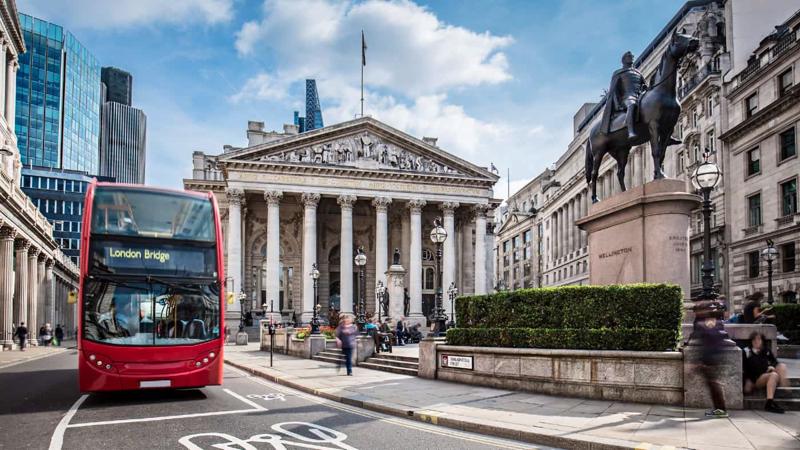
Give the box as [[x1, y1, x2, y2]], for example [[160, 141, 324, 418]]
[[360, 30, 365, 118]]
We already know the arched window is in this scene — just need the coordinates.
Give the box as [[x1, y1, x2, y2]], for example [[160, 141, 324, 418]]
[[423, 267, 435, 290], [328, 245, 340, 265]]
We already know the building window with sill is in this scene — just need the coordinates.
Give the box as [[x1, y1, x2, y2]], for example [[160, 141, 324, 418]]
[[783, 291, 797, 304], [779, 127, 796, 161], [781, 178, 797, 217], [781, 242, 796, 273], [748, 251, 760, 278], [745, 93, 758, 119], [747, 193, 762, 227], [706, 130, 715, 153], [677, 150, 685, 174], [747, 148, 760, 176], [779, 68, 793, 97], [707, 95, 714, 114]]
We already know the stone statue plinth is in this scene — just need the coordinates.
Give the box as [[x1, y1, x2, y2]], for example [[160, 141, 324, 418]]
[[386, 264, 406, 321], [576, 179, 699, 298]]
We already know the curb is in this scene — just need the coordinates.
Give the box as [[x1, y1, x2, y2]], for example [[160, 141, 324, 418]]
[[225, 358, 674, 450]]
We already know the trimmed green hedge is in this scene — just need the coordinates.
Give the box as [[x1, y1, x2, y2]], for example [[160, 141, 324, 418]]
[[774, 304, 800, 344], [455, 284, 682, 330], [446, 328, 679, 351], [449, 284, 683, 351]]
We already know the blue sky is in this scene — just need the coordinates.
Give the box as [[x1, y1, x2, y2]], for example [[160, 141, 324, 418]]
[[19, 0, 686, 197]]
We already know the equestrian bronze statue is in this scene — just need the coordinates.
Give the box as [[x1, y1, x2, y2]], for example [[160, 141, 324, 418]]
[[586, 32, 699, 203]]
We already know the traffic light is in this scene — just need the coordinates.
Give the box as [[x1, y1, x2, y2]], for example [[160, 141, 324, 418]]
[[67, 291, 77, 304]]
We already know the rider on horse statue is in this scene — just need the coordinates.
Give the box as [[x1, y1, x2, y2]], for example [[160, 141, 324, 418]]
[[600, 51, 647, 140]]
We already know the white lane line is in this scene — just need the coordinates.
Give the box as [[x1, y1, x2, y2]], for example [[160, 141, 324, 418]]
[[223, 388, 268, 411], [49, 394, 88, 450], [66, 409, 260, 428]]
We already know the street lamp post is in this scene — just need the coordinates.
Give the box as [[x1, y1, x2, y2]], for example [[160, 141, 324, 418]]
[[447, 282, 458, 329], [238, 289, 247, 331], [762, 239, 778, 306], [310, 263, 321, 334], [430, 218, 448, 336], [691, 150, 723, 300], [354, 246, 367, 332]]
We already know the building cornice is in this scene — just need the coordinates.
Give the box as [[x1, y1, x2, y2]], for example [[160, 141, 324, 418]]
[[719, 85, 800, 142]]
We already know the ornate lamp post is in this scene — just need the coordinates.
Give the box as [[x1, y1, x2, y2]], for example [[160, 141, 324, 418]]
[[761, 239, 778, 305], [447, 282, 458, 329], [375, 281, 388, 321], [430, 218, 448, 336], [691, 151, 722, 300], [237, 289, 247, 331], [310, 263, 321, 334], [354, 246, 367, 332]]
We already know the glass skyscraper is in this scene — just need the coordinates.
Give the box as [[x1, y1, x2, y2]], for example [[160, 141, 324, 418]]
[[292, 79, 323, 133], [100, 66, 147, 184], [15, 13, 101, 174]]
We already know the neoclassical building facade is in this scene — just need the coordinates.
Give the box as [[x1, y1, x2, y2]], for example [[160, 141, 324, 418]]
[[1, 0, 79, 349], [185, 117, 499, 327]]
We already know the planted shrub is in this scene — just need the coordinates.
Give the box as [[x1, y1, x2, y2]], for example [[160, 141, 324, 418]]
[[773, 304, 800, 344], [448, 283, 682, 351]]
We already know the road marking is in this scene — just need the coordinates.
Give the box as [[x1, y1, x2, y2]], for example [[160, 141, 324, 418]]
[[67, 409, 262, 428], [179, 422, 358, 450], [233, 368, 536, 450], [49, 394, 88, 450], [68, 387, 266, 428], [247, 393, 287, 402]]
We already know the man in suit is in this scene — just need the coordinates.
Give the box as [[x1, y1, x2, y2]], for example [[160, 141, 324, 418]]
[[600, 51, 648, 139]]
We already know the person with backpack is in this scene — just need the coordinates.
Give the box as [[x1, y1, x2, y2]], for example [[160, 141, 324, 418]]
[[54, 324, 64, 346], [14, 322, 28, 351]]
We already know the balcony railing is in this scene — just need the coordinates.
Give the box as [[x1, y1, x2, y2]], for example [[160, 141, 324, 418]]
[[743, 225, 761, 237], [739, 31, 798, 85], [772, 31, 798, 59], [678, 63, 721, 100]]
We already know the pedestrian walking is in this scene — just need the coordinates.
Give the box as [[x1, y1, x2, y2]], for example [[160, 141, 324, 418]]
[[40, 323, 53, 347], [692, 300, 729, 418], [54, 324, 64, 347], [335, 314, 358, 376], [14, 322, 28, 351]]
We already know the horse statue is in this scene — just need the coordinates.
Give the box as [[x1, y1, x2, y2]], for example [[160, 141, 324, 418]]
[[586, 32, 699, 203]]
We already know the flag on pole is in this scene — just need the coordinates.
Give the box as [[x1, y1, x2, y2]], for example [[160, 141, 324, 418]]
[[361, 30, 367, 66]]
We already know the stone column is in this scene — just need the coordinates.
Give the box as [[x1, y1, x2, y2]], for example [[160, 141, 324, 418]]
[[552, 212, 558, 260], [264, 191, 282, 322], [5, 61, 16, 129], [37, 254, 46, 327], [474, 204, 489, 294], [13, 239, 29, 336], [461, 219, 474, 294], [226, 189, 244, 320], [567, 201, 574, 255], [0, 225, 15, 348], [301, 192, 321, 323], [407, 199, 426, 326], [0, 41, 6, 120], [372, 197, 392, 287], [440, 202, 459, 319], [338, 194, 357, 316], [27, 247, 39, 344], [45, 260, 54, 326]]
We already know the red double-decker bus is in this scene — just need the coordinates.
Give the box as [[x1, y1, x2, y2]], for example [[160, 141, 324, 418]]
[[78, 182, 225, 392]]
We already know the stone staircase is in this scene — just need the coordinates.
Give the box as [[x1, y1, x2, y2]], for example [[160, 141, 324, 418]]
[[312, 348, 346, 365], [360, 353, 419, 376], [744, 377, 800, 411]]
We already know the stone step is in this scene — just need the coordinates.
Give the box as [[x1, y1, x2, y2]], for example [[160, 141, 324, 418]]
[[373, 353, 420, 363], [744, 397, 800, 411], [775, 387, 800, 399], [790, 378, 800, 387], [319, 348, 344, 355], [358, 361, 418, 376], [364, 357, 419, 370], [312, 355, 345, 364]]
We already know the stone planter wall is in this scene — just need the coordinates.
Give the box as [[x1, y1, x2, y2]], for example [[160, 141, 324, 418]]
[[288, 337, 308, 358], [433, 345, 685, 405]]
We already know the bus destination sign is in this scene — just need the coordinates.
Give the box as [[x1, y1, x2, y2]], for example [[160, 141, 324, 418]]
[[93, 242, 214, 275]]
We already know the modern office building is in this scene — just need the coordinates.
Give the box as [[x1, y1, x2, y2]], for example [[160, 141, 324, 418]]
[[99, 67, 146, 184], [15, 13, 101, 174], [291, 79, 323, 133]]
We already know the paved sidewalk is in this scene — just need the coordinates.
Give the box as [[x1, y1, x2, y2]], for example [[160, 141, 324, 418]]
[[0, 341, 76, 369], [225, 343, 799, 450]]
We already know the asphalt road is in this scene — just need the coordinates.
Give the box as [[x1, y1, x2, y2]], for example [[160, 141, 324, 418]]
[[0, 351, 552, 450]]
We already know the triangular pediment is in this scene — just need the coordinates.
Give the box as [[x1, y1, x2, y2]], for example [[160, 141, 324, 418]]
[[220, 117, 498, 181]]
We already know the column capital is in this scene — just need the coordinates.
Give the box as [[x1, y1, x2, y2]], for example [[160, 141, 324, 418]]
[[14, 239, 30, 251], [337, 194, 357, 209], [263, 190, 283, 205], [45, 258, 55, 269], [0, 225, 16, 240], [37, 251, 48, 262], [439, 201, 460, 215], [406, 199, 426, 214], [226, 188, 244, 206], [371, 196, 392, 211], [472, 203, 491, 217], [301, 192, 321, 208], [28, 246, 40, 258]]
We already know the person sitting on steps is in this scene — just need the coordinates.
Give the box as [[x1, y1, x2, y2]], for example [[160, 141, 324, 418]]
[[744, 332, 788, 414]]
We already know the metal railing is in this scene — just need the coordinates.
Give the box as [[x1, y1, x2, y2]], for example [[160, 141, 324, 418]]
[[678, 63, 721, 100]]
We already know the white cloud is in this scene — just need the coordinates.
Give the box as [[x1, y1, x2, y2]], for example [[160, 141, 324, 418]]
[[229, 72, 288, 103], [233, 0, 513, 96], [18, 0, 234, 29]]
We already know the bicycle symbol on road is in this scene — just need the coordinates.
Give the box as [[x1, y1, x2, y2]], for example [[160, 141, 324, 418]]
[[246, 393, 287, 402]]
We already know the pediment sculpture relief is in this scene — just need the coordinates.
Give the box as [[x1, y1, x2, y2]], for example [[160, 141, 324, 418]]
[[257, 132, 463, 175]]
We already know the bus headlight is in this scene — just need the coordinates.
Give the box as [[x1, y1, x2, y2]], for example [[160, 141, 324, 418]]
[[89, 354, 96, 361], [105, 364, 112, 370], [96, 361, 103, 366], [202, 358, 209, 363], [195, 361, 202, 367], [209, 352, 215, 358]]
